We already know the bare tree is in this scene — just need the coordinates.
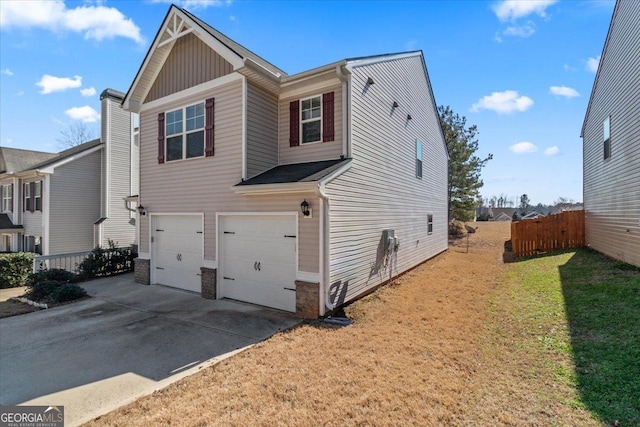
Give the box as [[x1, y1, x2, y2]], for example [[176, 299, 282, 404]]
[[56, 122, 98, 149]]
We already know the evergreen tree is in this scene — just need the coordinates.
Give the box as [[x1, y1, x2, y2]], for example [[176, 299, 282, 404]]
[[438, 106, 492, 221]]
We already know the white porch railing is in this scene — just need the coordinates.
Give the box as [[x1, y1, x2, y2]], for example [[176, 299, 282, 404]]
[[33, 251, 91, 274]]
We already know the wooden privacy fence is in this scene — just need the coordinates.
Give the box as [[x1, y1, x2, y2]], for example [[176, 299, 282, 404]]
[[511, 210, 585, 257]]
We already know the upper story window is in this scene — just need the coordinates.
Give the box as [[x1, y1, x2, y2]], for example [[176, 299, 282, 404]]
[[24, 183, 31, 212], [165, 102, 205, 161], [289, 92, 335, 147], [34, 181, 42, 211], [2, 184, 12, 213], [603, 116, 611, 160], [23, 181, 42, 213], [301, 96, 322, 144], [416, 141, 423, 179], [158, 98, 214, 164]]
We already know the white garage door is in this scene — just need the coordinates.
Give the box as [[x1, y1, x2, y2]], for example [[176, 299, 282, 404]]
[[220, 215, 296, 312], [152, 215, 203, 293]]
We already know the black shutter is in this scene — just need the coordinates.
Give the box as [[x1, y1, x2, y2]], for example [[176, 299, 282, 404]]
[[322, 92, 335, 142], [158, 113, 165, 164], [289, 100, 300, 147], [205, 97, 215, 157]]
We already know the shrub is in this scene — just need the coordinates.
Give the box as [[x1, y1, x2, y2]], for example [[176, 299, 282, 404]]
[[26, 269, 79, 287], [0, 252, 35, 289], [25, 279, 87, 304], [449, 220, 465, 236], [78, 240, 134, 279]]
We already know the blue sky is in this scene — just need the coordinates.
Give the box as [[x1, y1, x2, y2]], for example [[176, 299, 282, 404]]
[[0, 0, 615, 205]]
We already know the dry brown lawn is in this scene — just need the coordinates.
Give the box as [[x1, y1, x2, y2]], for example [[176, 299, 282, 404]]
[[86, 222, 598, 426]]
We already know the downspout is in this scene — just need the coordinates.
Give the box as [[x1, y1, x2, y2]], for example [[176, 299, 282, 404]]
[[316, 182, 334, 313]]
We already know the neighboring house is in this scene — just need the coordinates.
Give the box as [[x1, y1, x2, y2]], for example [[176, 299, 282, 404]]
[[0, 89, 139, 255], [581, 0, 640, 267], [493, 212, 512, 222], [521, 211, 545, 220], [123, 5, 448, 317]]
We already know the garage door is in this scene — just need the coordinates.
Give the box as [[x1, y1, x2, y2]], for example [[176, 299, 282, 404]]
[[220, 215, 296, 312], [152, 215, 203, 293]]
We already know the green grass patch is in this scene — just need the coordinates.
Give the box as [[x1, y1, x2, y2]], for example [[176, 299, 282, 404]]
[[512, 248, 640, 425]]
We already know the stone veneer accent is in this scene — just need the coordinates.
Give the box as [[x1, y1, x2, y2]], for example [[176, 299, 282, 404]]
[[134, 258, 150, 285], [295, 280, 319, 319], [201, 267, 217, 300]]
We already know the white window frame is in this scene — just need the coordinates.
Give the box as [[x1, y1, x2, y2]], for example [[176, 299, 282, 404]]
[[165, 101, 205, 162], [300, 95, 322, 144], [416, 140, 423, 179], [1, 185, 11, 213], [427, 213, 433, 235], [24, 183, 31, 212], [34, 181, 42, 211], [603, 116, 611, 160]]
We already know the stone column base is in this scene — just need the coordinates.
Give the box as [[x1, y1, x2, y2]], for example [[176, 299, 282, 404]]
[[134, 258, 150, 285], [295, 280, 319, 319], [201, 267, 217, 300]]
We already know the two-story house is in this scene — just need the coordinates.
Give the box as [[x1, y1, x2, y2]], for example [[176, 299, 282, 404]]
[[581, 0, 639, 267], [0, 89, 139, 255], [124, 5, 448, 317]]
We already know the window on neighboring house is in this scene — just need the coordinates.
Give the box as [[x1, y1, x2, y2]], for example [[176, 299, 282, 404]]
[[165, 102, 205, 161], [34, 181, 42, 211], [1, 185, 12, 213], [24, 183, 31, 212], [603, 116, 611, 160], [416, 141, 423, 179], [427, 213, 433, 235], [301, 96, 322, 144]]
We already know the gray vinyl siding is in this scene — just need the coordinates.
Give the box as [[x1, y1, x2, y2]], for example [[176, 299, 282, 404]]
[[48, 151, 101, 254], [583, 0, 640, 267], [246, 82, 278, 178], [325, 55, 448, 305], [145, 33, 233, 103], [99, 97, 136, 248], [278, 81, 344, 164], [21, 177, 43, 240], [138, 78, 319, 273]]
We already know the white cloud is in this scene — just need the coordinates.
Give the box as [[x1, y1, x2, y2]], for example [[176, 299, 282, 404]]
[[544, 146, 559, 156], [503, 23, 535, 38], [150, 0, 231, 10], [550, 85, 580, 98], [36, 74, 82, 94], [65, 106, 99, 123], [0, 0, 144, 44], [564, 63, 577, 72], [509, 141, 538, 154], [1, 68, 13, 76], [80, 87, 96, 97], [586, 55, 600, 73], [493, 0, 557, 21], [229, 15, 236, 21], [16, 90, 24, 96], [471, 90, 534, 114]]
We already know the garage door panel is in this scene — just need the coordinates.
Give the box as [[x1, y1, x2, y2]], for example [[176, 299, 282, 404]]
[[153, 215, 203, 293], [221, 215, 297, 312]]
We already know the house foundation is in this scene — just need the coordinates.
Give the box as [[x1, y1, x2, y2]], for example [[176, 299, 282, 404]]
[[201, 267, 217, 300], [295, 280, 319, 319], [133, 258, 150, 285]]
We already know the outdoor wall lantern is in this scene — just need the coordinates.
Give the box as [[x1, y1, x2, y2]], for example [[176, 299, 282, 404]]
[[392, 101, 399, 108], [137, 205, 147, 216], [366, 77, 375, 85], [407, 114, 413, 120], [300, 200, 310, 217]]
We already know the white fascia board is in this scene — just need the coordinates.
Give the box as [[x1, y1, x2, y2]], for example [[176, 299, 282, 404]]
[[243, 57, 282, 80], [279, 77, 343, 101], [140, 73, 243, 112], [36, 145, 103, 175], [346, 51, 422, 70], [233, 182, 316, 195], [318, 161, 352, 185], [281, 60, 346, 84]]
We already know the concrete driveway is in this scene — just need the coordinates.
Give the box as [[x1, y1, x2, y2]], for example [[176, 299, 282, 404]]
[[0, 274, 299, 426]]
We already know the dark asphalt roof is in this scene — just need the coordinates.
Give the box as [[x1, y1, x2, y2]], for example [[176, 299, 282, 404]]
[[0, 214, 23, 230], [237, 158, 350, 186]]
